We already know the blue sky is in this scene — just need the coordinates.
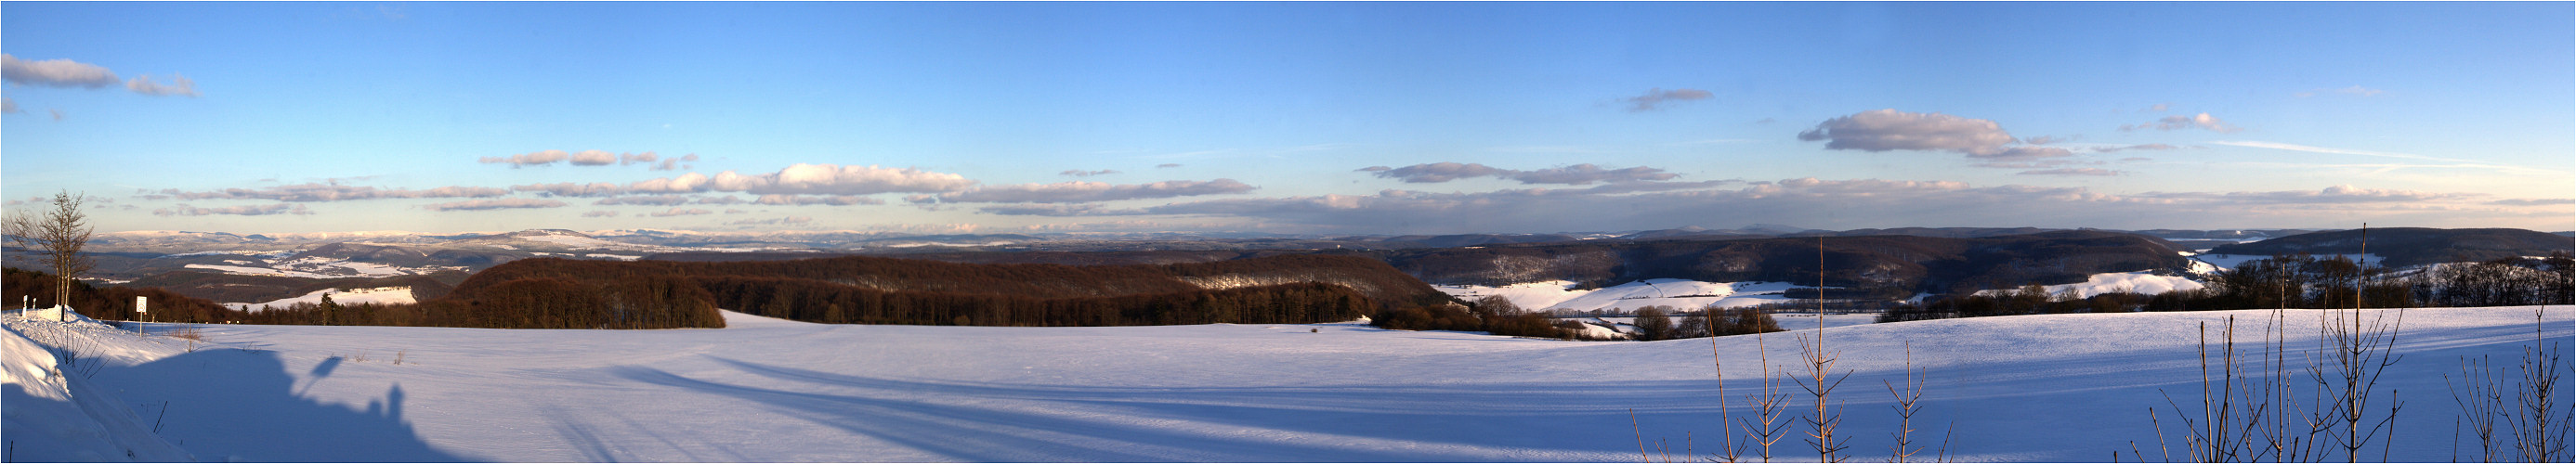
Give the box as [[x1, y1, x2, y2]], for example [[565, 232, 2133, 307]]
[[5, 2, 2569, 235]]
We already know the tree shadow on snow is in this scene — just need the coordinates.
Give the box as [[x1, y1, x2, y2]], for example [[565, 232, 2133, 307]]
[[95, 349, 469, 462]]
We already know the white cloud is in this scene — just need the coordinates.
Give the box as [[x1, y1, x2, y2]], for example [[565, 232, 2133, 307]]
[[421, 199, 567, 212], [1799, 110, 2018, 154], [1, 55, 119, 88], [1061, 169, 1121, 177], [582, 210, 619, 217], [1797, 109, 2072, 162], [1623, 87, 1713, 111], [648, 208, 713, 217], [569, 150, 619, 166], [151, 203, 312, 216]]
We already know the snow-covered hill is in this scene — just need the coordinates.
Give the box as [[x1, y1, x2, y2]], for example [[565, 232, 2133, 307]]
[[6, 305, 2565, 461], [1435, 278, 1809, 313]]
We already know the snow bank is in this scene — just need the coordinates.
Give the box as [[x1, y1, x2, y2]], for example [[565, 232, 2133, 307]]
[[2, 313, 193, 462]]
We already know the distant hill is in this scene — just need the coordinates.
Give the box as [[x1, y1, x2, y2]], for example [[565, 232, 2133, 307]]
[[2205, 227, 2573, 268], [1368, 230, 2190, 294]]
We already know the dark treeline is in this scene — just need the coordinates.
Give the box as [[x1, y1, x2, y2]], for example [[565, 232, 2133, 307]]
[[5, 266, 724, 329], [1370, 296, 1783, 341], [5, 267, 239, 323], [1883, 251, 2576, 322]]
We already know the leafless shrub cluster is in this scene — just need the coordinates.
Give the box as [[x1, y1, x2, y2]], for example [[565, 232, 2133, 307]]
[[2449, 306, 2571, 463]]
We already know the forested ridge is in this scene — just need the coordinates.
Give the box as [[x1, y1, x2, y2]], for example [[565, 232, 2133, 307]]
[[442, 253, 1444, 328]]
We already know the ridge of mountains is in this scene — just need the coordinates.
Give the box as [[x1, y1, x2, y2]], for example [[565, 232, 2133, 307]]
[[12, 226, 2568, 306]]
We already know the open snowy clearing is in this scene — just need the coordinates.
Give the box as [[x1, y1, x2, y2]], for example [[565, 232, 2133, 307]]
[[5, 305, 2569, 462]]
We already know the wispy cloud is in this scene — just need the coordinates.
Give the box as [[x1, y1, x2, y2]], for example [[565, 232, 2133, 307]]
[[2017, 168, 2121, 176], [512, 182, 627, 198], [152, 203, 312, 216], [648, 208, 713, 217], [727, 216, 815, 226], [1360, 162, 1680, 185], [582, 210, 619, 217], [1060, 169, 1120, 177], [753, 194, 883, 206], [2486, 198, 2574, 206], [926, 179, 1256, 203], [421, 199, 566, 212], [2297, 85, 2386, 97], [989, 176, 2539, 233], [2120, 112, 2241, 133], [2093, 144, 2180, 152], [481, 149, 667, 168], [2207, 141, 2475, 163], [167, 184, 507, 202], [124, 74, 198, 97], [1622, 87, 1712, 111], [593, 195, 696, 206]]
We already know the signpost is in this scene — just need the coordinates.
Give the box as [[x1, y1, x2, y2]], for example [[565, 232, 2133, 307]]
[[136, 296, 149, 323]]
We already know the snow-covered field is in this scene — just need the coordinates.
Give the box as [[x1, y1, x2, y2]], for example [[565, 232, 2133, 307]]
[[5, 306, 2568, 462], [1437, 279, 1810, 313], [1974, 271, 2207, 300], [224, 287, 419, 312]]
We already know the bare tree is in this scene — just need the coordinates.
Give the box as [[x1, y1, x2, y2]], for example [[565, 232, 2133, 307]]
[[5, 190, 95, 321]]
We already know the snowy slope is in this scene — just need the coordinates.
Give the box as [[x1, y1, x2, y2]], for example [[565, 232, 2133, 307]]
[[1975, 271, 2206, 299], [12, 305, 2562, 462], [225, 286, 418, 312], [1438, 279, 1807, 313]]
